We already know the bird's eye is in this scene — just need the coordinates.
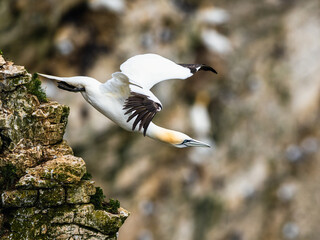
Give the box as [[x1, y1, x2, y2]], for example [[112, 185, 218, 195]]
[[182, 139, 191, 144]]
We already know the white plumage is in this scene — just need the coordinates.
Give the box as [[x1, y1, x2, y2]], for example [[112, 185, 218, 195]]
[[39, 53, 217, 148]]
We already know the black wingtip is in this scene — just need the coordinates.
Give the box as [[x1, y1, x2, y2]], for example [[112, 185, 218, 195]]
[[179, 63, 218, 74], [200, 65, 218, 74], [57, 81, 85, 92]]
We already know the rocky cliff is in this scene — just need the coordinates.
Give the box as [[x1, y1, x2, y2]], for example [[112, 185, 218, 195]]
[[1, 1, 320, 239], [0, 54, 129, 240]]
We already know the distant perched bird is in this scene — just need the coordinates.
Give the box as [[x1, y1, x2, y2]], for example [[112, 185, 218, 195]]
[[39, 53, 217, 148]]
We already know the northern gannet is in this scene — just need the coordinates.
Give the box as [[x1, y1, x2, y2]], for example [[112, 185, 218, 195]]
[[39, 53, 217, 148]]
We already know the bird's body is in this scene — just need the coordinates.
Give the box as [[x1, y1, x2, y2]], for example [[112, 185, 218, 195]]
[[39, 53, 217, 148]]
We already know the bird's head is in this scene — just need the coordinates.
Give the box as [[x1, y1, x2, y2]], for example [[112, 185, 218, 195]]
[[175, 138, 211, 148], [159, 131, 211, 148], [174, 136, 211, 148]]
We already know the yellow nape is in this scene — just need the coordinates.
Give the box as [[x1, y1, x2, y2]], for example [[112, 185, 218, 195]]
[[157, 131, 183, 145]]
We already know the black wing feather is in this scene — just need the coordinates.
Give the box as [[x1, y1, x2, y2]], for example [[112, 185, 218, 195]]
[[179, 64, 218, 74], [133, 110, 149, 131], [123, 92, 162, 136], [57, 81, 85, 92]]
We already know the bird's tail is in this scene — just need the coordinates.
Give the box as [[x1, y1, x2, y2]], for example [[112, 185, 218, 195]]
[[38, 73, 99, 92], [38, 73, 66, 82]]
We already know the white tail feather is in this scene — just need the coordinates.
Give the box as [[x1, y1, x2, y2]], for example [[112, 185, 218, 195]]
[[38, 73, 65, 81], [38, 73, 99, 88]]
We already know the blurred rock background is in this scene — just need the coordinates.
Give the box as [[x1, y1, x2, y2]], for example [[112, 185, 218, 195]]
[[1, 0, 320, 239]]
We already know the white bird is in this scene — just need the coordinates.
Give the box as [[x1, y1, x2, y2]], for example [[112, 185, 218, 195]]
[[39, 53, 217, 148]]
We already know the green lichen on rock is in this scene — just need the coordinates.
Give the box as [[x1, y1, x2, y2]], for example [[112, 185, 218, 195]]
[[1, 189, 38, 208], [39, 187, 65, 207], [22, 155, 86, 185], [66, 180, 96, 204], [0, 55, 129, 239], [48, 204, 129, 238], [7, 207, 51, 240]]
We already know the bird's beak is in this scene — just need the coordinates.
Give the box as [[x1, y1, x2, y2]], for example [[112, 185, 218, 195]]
[[185, 139, 211, 148]]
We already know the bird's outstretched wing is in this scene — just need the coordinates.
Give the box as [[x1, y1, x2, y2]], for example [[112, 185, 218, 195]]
[[120, 54, 217, 90], [123, 92, 162, 136]]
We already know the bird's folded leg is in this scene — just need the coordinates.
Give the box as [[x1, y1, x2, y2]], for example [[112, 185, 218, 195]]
[[57, 81, 85, 92]]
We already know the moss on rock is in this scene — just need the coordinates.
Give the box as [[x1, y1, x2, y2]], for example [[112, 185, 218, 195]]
[[8, 207, 51, 240], [26, 73, 48, 103], [91, 187, 121, 214], [91, 187, 106, 210], [26, 155, 86, 184], [66, 180, 96, 204], [1, 189, 38, 208], [39, 187, 65, 207]]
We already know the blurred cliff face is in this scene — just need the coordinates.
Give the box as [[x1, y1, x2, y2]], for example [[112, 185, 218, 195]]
[[1, 0, 320, 240]]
